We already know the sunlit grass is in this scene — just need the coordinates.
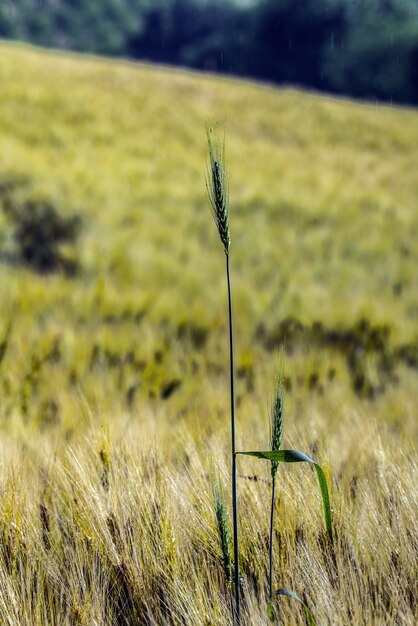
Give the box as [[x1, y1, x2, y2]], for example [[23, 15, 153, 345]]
[[0, 42, 417, 624]]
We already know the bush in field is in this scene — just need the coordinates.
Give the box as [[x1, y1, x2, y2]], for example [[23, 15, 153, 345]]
[[0, 176, 81, 274]]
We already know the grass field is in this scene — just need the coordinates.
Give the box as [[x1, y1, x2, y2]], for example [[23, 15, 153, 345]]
[[0, 42, 417, 625]]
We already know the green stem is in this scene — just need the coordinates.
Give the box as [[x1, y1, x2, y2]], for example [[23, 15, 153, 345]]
[[229, 587, 234, 625], [269, 476, 276, 601], [226, 253, 240, 625]]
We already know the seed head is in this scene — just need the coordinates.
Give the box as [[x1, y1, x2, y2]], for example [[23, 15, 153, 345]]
[[271, 380, 284, 479], [206, 125, 230, 255], [213, 485, 233, 586]]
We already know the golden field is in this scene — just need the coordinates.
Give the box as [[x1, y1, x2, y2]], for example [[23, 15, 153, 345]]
[[0, 42, 417, 625]]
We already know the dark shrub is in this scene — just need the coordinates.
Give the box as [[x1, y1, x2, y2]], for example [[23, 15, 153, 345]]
[[0, 176, 81, 274]]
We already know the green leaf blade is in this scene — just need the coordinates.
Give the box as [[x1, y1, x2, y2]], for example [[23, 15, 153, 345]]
[[237, 449, 333, 542], [274, 588, 316, 626]]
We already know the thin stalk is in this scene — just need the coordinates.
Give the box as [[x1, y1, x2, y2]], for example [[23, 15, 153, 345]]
[[269, 476, 276, 600], [229, 587, 234, 624], [226, 252, 240, 625], [268, 379, 283, 617]]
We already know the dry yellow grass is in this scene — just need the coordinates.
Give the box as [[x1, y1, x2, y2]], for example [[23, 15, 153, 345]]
[[0, 42, 417, 625]]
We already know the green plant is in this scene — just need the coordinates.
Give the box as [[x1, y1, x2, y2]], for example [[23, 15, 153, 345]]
[[269, 379, 284, 602], [206, 126, 333, 625], [206, 124, 240, 624], [212, 480, 234, 621], [235, 386, 332, 624]]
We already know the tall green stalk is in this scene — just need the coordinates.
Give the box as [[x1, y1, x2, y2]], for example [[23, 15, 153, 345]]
[[206, 125, 240, 624], [226, 252, 240, 624], [268, 477, 276, 602], [205, 127, 332, 626], [269, 381, 283, 603]]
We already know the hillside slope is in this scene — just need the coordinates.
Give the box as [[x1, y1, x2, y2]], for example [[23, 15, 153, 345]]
[[1, 40, 417, 418], [0, 43, 417, 626], [1, 42, 418, 326]]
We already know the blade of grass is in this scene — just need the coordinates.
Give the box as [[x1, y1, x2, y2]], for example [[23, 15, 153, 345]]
[[274, 588, 316, 626], [236, 450, 333, 542]]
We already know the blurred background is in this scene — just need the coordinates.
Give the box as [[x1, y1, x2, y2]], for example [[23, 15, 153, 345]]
[[0, 7, 417, 623], [1, 0, 418, 106], [0, 0, 417, 425]]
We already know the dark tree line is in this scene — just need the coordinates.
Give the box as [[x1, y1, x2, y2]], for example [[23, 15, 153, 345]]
[[1, 0, 418, 105]]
